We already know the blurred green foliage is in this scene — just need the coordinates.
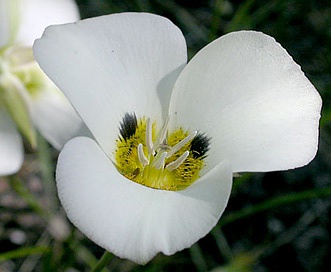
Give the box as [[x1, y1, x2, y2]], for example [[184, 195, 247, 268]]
[[1, 0, 330, 271]]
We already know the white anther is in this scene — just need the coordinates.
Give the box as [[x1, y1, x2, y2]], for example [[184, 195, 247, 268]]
[[167, 131, 197, 158], [152, 151, 168, 169], [145, 118, 154, 155], [137, 144, 149, 167], [166, 151, 189, 171]]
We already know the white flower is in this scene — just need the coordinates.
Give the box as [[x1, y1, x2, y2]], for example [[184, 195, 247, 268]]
[[0, 0, 88, 175], [33, 13, 321, 264]]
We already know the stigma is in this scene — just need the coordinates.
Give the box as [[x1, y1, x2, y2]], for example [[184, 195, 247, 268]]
[[114, 113, 210, 191]]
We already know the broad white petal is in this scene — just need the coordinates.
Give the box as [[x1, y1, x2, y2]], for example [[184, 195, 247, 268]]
[[169, 31, 321, 172], [57, 137, 232, 264], [34, 13, 187, 157], [30, 83, 90, 150], [1, 0, 79, 47], [0, 108, 23, 175]]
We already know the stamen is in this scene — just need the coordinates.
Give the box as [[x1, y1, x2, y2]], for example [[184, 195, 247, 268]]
[[155, 116, 170, 148], [137, 143, 149, 167], [166, 151, 190, 171], [152, 151, 168, 169], [145, 118, 154, 155], [167, 131, 197, 158]]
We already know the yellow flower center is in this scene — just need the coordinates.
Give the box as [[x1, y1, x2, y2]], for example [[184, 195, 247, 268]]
[[114, 113, 210, 191]]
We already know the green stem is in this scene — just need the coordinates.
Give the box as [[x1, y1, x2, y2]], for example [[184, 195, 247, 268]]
[[90, 251, 113, 272], [0, 246, 49, 262], [189, 243, 208, 272], [211, 227, 233, 262], [19, 230, 51, 272], [37, 133, 57, 211], [69, 239, 100, 270], [10, 176, 49, 220], [219, 187, 331, 227], [208, 0, 223, 42]]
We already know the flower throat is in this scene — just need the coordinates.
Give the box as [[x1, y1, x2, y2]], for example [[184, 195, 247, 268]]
[[114, 113, 210, 191]]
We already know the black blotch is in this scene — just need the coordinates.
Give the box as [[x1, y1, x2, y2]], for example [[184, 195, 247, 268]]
[[119, 113, 137, 140], [190, 133, 210, 159]]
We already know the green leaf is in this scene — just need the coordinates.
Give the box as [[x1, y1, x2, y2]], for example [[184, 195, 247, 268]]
[[0, 246, 49, 262]]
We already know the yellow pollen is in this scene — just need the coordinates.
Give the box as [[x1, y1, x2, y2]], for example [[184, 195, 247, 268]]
[[114, 116, 206, 191]]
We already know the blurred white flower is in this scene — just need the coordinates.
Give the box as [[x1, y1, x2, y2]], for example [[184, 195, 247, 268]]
[[34, 13, 321, 264], [0, 0, 88, 175]]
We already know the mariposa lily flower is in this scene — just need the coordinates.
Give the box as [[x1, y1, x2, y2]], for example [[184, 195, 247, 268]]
[[33, 13, 321, 264], [0, 0, 87, 175]]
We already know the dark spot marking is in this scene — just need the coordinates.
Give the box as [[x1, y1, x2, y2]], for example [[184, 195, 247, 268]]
[[119, 113, 137, 140], [190, 133, 210, 159]]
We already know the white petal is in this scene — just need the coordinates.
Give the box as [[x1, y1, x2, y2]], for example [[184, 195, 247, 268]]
[[33, 13, 187, 157], [1, 0, 79, 47], [0, 108, 23, 175], [30, 83, 91, 150], [57, 137, 232, 264], [169, 31, 322, 172]]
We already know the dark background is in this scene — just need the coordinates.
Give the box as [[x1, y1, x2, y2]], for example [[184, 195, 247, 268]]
[[1, 0, 330, 271]]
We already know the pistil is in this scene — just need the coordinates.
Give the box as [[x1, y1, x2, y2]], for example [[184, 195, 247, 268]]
[[138, 122, 196, 172], [152, 151, 168, 169]]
